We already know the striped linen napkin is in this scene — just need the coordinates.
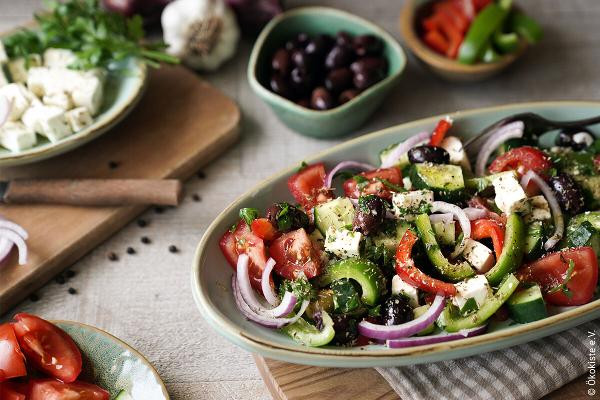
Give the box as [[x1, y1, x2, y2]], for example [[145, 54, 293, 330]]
[[376, 319, 599, 400]]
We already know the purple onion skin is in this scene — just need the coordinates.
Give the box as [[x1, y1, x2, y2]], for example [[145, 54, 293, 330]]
[[226, 0, 283, 35]]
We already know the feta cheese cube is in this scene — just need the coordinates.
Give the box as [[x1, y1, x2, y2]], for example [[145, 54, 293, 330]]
[[0, 121, 36, 152], [462, 238, 495, 273], [392, 190, 434, 217], [0, 42, 7, 64], [43, 48, 77, 69], [391, 275, 419, 308], [524, 195, 551, 223], [65, 107, 93, 132], [324, 226, 362, 259], [43, 92, 73, 110], [71, 75, 103, 115], [26, 67, 51, 97], [402, 177, 413, 191], [492, 172, 529, 214], [7, 55, 41, 83], [452, 275, 492, 311], [440, 136, 471, 171], [22, 105, 72, 142], [0, 83, 34, 121]]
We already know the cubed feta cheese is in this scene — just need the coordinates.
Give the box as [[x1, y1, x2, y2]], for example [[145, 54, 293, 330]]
[[452, 275, 492, 311], [462, 238, 495, 273], [0, 121, 36, 152], [392, 190, 434, 218], [324, 226, 362, 259], [22, 105, 72, 142], [402, 177, 413, 191], [26, 67, 51, 97], [71, 75, 103, 115], [492, 172, 529, 214], [391, 275, 419, 308], [524, 195, 551, 223], [0, 83, 34, 121], [65, 107, 93, 132], [440, 136, 471, 171], [7, 55, 41, 83], [43, 48, 77, 69], [0, 42, 7, 64], [43, 92, 73, 110]]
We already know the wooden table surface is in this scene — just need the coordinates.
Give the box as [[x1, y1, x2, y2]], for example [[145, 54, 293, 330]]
[[1, 1, 599, 399]]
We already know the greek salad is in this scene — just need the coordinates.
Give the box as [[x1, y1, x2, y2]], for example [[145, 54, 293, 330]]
[[219, 116, 600, 348]]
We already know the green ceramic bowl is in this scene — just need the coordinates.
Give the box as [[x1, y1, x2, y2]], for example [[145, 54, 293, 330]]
[[54, 321, 169, 400], [247, 7, 407, 138], [192, 101, 600, 368]]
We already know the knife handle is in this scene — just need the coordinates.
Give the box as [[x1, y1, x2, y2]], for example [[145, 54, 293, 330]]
[[3, 179, 183, 206]]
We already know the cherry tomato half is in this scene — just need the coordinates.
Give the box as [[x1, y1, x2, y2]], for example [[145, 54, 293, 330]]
[[488, 146, 552, 177], [269, 228, 322, 280], [0, 323, 26, 381], [29, 379, 109, 400], [287, 163, 332, 211], [343, 167, 402, 200]]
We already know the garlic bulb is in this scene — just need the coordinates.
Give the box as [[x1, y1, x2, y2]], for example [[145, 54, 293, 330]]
[[162, 0, 240, 71]]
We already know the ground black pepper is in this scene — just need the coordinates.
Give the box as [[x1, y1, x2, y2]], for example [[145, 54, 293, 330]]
[[168, 245, 178, 253], [126, 247, 136, 255], [141, 236, 151, 244]]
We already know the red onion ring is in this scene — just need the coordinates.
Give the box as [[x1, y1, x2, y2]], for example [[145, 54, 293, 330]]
[[429, 213, 453, 225], [0, 228, 27, 265], [431, 201, 470, 258], [261, 258, 279, 306], [0, 96, 11, 128], [358, 295, 446, 340], [324, 161, 376, 189], [520, 170, 564, 250], [380, 131, 430, 168], [463, 207, 488, 221], [475, 121, 525, 176], [0, 220, 28, 240], [386, 325, 487, 348], [0, 238, 13, 265]]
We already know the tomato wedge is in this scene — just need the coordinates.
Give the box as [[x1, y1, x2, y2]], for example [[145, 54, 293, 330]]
[[251, 218, 278, 241], [395, 230, 457, 296], [12, 313, 82, 383], [219, 221, 267, 291], [29, 379, 109, 400], [0, 323, 26, 382], [269, 228, 322, 280], [0, 382, 27, 400], [343, 167, 402, 200], [287, 163, 332, 211], [516, 247, 599, 306], [471, 218, 504, 258], [488, 146, 552, 177]]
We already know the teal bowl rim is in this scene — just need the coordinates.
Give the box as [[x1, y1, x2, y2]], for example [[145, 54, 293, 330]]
[[247, 6, 407, 118], [53, 320, 170, 399], [191, 100, 600, 367]]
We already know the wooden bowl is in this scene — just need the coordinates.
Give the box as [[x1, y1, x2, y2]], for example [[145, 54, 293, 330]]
[[399, 0, 527, 82]]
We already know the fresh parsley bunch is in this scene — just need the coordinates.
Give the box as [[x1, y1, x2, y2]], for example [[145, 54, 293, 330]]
[[3, 0, 179, 69]]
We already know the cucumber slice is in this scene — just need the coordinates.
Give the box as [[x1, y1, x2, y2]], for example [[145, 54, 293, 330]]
[[281, 311, 335, 347], [314, 197, 355, 235], [432, 220, 455, 246], [316, 258, 385, 305], [372, 221, 411, 251], [524, 221, 545, 260], [409, 163, 465, 202], [507, 284, 547, 324], [459, 297, 478, 315], [114, 390, 133, 400], [413, 304, 435, 335]]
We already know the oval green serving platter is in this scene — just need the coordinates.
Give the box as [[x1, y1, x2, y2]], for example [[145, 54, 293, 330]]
[[192, 101, 600, 368]]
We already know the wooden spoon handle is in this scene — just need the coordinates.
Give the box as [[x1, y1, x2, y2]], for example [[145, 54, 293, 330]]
[[3, 179, 183, 206]]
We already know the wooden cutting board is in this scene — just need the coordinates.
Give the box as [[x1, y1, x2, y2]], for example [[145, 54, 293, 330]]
[[254, 356, 590, 400], [0, 65, 240, 312]]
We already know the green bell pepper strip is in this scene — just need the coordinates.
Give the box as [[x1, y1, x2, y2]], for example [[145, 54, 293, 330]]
[[510, 11, 543, 44], [485, 213, 525, 286], [316, 258, 385, 306], [481, 42, 501, 63], [414, 214, 475, 282], [438, 274, 520, 332], [457, 0, 512, 64], [493, 29, 519, 53], [281, 311, 335, 347]]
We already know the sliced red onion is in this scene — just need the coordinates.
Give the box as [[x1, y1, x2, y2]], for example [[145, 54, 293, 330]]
[[0, 96, 11, 128], [386, 325, 487, 348], [261, 258, 279, 306], [358, 295, 445, 340], [475, 121, 525, 176], [429, 213, 453, 225], [431, 201, 470, 258], [380, 131, 430, 168], [0, 229, 27, 265], [232, 276, 309, 329], [324, 161, 376, 189], [0, 220, 28, 240], [0, 238, 13, 265], [463, 207, 488, 221], [520, 170, 563, 250]]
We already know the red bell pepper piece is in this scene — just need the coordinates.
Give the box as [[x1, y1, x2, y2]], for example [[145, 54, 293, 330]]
[[471, 218, 505, 259], [429, 118, 453, 146], [423, 29, 450, 55]]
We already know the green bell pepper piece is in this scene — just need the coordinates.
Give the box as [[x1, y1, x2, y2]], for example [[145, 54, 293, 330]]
[[481, 42, 501, 63], [316, 258, 385, 306], [493, 29, 519, 53], [510, 11, 543, 44], [438, 274, 520, 332], [485, 213, 525, 286], [281, 311, 335, 347], [414, 214, 475, 282], [458, 0, 512, 64]]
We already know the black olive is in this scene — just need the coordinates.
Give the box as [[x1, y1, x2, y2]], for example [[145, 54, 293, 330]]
[[382, 295, 413, 326], [324, 45, 354, 70], [311, 87, 335, 110], [548, 174, 585, 214], [305, 34, 334, 58], [353, 195, 385, 235], [407, 145, 450, 164], [331, 314, 359, 345], [271, 48, 291, 76], [556, 127, 595, 151], [338, 89, 359, 104], [324, 68, 352, 93], [269, 75, 293, 99], [335, 31, 353, 47], [265, 203, 310, 232], [353, 34, 383, 57], [290, 67, 313, 96], [291, 49, 314, 72]]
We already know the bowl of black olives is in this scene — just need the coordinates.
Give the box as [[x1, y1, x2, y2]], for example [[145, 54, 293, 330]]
[[248, 7, 407, 138]]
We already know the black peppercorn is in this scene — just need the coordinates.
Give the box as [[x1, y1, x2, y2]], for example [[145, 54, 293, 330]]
[[141, 236, 151, 244], [108, 160, 120, 169], [192, 194, 201, 202], [55, 275, 66, 285], [168, 245, 178, 253], [126, 247, 136, 255], [137, 219, 147, 228], [29, 293, 39, 302], [108, 252, 118, 261], [68, 287, 77, 295]]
